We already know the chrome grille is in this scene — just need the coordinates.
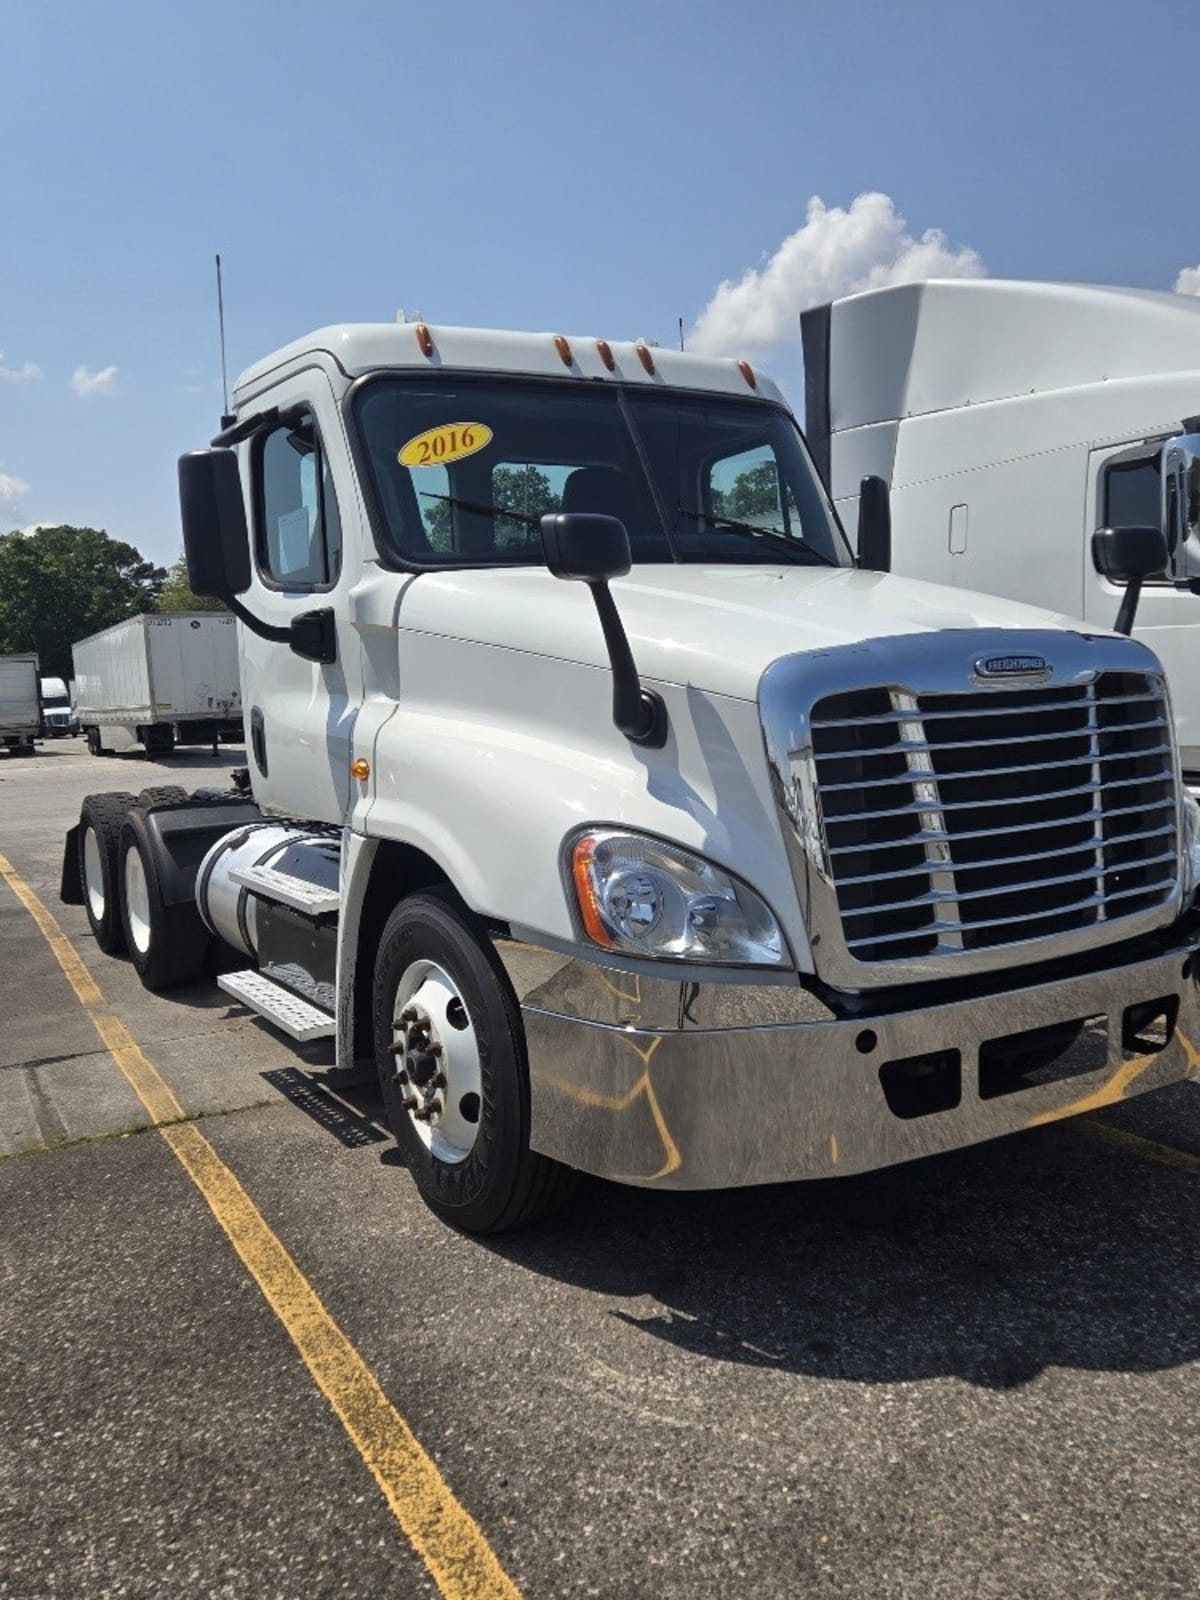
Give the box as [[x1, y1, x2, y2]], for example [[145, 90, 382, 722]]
[[810, 671, 1178, 965]]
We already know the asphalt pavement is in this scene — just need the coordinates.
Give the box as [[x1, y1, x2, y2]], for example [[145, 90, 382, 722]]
[[1, 738, 1198, 1599]]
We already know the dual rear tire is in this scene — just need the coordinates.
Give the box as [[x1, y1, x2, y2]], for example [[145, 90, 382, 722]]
[[77, 792, 209, 987]]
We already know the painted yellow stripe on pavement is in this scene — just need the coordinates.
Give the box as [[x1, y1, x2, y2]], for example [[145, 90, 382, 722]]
[[1078, 1118, 1200, 1175], [0, 853, 521, 1600]]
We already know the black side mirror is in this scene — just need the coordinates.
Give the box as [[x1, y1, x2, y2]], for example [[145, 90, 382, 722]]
[[289, 608, 337, 665], [1091, 525, 1168, 635], [178, 449, 252, 597], [540, 513, 666, 748], [857, 475, 891, 573], [541, 511, 631, 582]]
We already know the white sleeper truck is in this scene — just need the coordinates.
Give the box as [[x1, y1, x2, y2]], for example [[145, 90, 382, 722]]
[[74, 611, 242, 756], [61, 320, 1200, 1233], [802, 278, 1200, 779], [1, 653, 41, 756], [40, 676, 77, 737]]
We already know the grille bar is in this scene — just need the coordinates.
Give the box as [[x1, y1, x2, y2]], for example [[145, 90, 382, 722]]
[[828, 796, 1175, 854], [810, 668, 1178, 967], [834, 823, 1177, 886]]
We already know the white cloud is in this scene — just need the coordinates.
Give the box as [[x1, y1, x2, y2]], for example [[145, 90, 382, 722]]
[[0, 353, 43, 384], [69, 363, 119, 398], [0, 472, 32, 507], [690, 191, 987, 357], [1175, 266, 1200, 295]]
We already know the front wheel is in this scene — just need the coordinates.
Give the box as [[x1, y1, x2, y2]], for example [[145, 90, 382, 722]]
[[373, 892, 576, 1233]]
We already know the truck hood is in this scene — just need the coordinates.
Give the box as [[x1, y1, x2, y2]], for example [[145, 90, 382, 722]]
[[400, 564, 1087, 701]]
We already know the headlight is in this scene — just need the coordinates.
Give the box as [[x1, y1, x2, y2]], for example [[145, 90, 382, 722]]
[[568, 829, 789, 966], [1182, 791, 1200, 904]]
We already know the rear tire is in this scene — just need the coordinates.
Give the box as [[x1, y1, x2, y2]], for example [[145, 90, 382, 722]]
[[136, 785, 189, 808], [118, 811, 211, 990], [373, 891, 576, 1234], [78, 792, 137, 953]]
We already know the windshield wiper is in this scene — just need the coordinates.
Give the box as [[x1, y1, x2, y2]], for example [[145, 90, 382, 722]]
[[676, 507, 836, 566], [419, 490, 540, 527]]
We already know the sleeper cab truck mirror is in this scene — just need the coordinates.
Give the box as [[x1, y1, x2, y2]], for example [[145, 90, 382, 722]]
[[177, 448, 252, 598], [540, 511, 667, 749], [1091, 525, 1169, 636], [1160, 430, 1200, 592], [857, 475, 892, 573]]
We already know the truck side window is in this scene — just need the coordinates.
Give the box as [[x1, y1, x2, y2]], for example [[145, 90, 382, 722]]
[[707, 443, 800, 532], [256, 412, 342, 589]]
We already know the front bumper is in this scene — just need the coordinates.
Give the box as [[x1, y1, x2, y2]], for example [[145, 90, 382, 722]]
[[495, 937, 1200, 1189]]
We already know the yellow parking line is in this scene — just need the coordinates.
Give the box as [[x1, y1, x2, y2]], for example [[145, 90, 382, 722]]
[[0, 853, 521, 1600], [1078, 1118, 1200, 1175]]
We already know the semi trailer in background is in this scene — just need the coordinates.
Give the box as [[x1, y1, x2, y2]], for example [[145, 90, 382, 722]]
[[40, 675, 77, 736], [802, 278, 1200, 780], [0, 654, 40, 756], [73, 613, 242, 756], [61, 317, 1200, 1235]]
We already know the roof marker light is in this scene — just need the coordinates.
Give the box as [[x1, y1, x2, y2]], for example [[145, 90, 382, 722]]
[[415, 323, 435, 358], [596, 339, 616, 371], [554, 334, 573, 367], [737, 360, 757, 390], [635, 343, 656, 376]]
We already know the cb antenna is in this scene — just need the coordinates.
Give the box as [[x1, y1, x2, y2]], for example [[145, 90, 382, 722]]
[[216, 253, 232, 426]]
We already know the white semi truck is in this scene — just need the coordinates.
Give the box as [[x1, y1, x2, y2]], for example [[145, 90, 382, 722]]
[[802, 278, 1200, 778], [0, 654, 40, 756], [40, 675, 77, 737], [73, 612, 242, 756], [61, 320, 1200, 1234]]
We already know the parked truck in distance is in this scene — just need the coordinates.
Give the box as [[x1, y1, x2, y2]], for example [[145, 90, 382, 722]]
[[1, 654, 41, 756], [62, 320, 1200, 1235], [40, 675, 78, 737], [803, 278, 1200, 780], [73, 612, 242, 757]]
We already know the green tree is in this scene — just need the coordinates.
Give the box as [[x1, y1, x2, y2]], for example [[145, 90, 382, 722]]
[[713, 461, 783, 522], [158, 553, 228, 613], [420, 465, 560, 552], [0, 525, 166, 678]]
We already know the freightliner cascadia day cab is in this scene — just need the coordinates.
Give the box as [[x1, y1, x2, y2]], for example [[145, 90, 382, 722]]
[[40, 676, 77, 736], [802, 279, 1200, 780], [0, 653, 41, 755], [61, 321, 1200, 1234], [73, 611, 242, 756]]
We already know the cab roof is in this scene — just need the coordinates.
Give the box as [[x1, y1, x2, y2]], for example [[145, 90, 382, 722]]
[[233, 322, 786, 408]]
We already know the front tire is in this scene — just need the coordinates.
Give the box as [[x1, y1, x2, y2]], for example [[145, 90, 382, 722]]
[[373, 892, 576, 1233], [78, 792, 137, 953], [118, 811, 211, 990]]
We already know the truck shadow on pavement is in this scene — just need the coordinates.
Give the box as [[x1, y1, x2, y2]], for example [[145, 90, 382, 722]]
[[481, 1103, 1200, 1389]]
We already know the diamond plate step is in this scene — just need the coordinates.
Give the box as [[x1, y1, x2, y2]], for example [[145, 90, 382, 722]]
[[228, 862, 340, 915], [218, 970, 336, 1042]]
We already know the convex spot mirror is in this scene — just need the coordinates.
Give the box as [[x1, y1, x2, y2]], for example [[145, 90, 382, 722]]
[[178, 449, 251, 598], [1160, 431, 1200, 592]]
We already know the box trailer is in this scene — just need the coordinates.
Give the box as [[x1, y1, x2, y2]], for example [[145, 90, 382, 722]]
[[0, 654, 40, 755], [73, 613, 242, 756]]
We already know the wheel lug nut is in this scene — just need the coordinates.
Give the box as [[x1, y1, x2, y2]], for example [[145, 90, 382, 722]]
[[394, 1069, 409, 1086], [427, 1041, 443, 1058], [400, 1007, 419, 1024], [401, 1094, 417, 1111], [431, 1071, 447, 1091]]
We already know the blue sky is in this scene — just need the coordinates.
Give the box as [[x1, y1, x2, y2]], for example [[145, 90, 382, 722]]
[[2, 0, 1197, 565]]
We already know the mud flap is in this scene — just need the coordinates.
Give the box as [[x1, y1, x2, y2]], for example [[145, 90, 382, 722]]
[[60, 824, 84, 905]]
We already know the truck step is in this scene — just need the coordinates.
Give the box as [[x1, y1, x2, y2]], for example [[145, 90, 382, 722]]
[[218, 970, 336, 1042], [228, 862, 340, 915]]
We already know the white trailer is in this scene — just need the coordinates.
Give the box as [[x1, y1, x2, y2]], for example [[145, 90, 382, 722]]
[[0, 654, 40, 755], [60, 318, 1200, 1236], [803, 278, 1200, 777], [73, 613, 242, 756]]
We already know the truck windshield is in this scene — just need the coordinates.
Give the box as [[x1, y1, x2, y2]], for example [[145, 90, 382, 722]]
[[352, 377, 851, 569]]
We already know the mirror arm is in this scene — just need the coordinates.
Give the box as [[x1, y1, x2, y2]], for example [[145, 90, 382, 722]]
[[587, 581, 667, 748], [226, 595, 291, 645], [1113, 579, 1143, 637]]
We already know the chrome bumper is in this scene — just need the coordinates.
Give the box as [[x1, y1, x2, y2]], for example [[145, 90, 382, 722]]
[[495, 938, 1200, 1189]]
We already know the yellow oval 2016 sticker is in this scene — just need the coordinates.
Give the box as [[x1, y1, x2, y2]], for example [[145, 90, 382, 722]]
[[399, 421, 492, 468]]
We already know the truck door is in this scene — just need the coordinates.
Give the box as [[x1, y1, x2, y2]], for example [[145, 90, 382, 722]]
[[1083, 439, 1200, 775], [238, 372, 358, 822]]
